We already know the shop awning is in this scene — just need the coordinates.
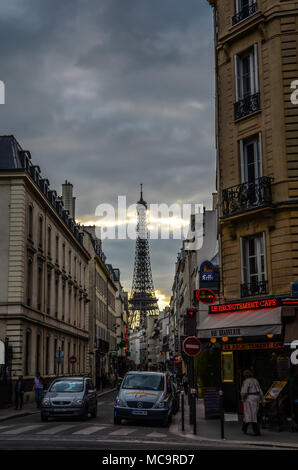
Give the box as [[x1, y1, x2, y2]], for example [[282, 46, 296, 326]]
[[197, 307, 282, 339]]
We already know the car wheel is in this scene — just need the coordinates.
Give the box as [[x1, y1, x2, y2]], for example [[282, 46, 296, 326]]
[[91, 405, 97, 418], [114, 415, 122, 425], [161, 414, 169, 427], [41, 414, 48, 422], [81, 406, 89, 421]]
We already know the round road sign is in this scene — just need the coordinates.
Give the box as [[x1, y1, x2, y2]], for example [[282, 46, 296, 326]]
[[69, 355, 77, 364], [183, 336, 201, 357]]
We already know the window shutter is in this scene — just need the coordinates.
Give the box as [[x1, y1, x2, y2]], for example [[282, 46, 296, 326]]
[[254, 43, 259, 93], [234, 54, 241, 101], [239, 139, 245, 182], [240, 237, 247, 284], [258, 132, 263, 177]]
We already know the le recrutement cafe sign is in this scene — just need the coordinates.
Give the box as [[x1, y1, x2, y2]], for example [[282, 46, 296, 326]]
[[208, 297, 281, 314]]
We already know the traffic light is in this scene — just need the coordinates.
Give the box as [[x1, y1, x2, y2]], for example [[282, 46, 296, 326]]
[[184, 308, 198, 336], [174, 355, 179, 362]]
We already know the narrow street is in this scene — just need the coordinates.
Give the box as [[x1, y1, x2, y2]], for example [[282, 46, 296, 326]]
[[0, 391, 277, 450]]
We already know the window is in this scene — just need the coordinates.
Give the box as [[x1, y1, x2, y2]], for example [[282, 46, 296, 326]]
[[241, 233, 267, 296], [25, 330, 31, 376], [38, 215, 43, 248], [61, 340, 64, 374], [233, 0, 258, 25], [28, 204, 33, 239], [235, 45, 259, 101], [45, 336, 50, 375], [62, 283, 65, 320], [47, 269, 52, 314], [27, 258, 33, 306], [62, 243, 66, 269], [55, 235, 59, 264], [55, 277, 59, 318], [54, 338, 57, 374], [37, 263, 43, 310], [36, 333, 41, 374], [47, 226, 52, 257], [240, 134, 262, 183]]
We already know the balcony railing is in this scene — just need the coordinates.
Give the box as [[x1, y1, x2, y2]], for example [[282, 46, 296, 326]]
[[241, 280, 268, 298], [232, 2, 258, 26], [234, 92, 260, 121], [222, 176, 273, 218]]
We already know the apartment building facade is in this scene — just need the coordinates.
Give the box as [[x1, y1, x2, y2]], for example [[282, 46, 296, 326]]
[[205, 0, 298, 412], [0, 136, 90, 405], [208, 0, 298, 300]]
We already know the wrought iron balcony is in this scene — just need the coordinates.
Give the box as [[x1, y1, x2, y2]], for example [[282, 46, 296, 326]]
[[232, 2, 258, 26], [222, 176, 273, 218], [234, 92, 260, 121], [241, 280, 268, 298]]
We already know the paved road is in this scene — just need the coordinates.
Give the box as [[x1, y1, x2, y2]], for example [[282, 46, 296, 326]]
[[0, 391, 272, 450]]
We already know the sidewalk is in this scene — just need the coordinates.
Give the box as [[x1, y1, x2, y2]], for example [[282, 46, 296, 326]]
[[171, 397, 298, 449], [0, 387, 116, 423]]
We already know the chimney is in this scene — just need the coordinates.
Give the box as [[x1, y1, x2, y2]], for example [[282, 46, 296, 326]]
[[62, 180, 76, 219]]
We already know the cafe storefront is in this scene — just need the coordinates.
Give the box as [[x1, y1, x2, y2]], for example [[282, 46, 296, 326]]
[[197, 298, 298, 416]]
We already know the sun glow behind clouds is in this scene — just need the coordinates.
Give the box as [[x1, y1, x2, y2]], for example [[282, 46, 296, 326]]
[[77, 210, 190, 233], [155, 290, 170, 311]]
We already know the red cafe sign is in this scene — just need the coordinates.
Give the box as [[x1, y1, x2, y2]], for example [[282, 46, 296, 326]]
[[209, 298, 279, 314], [195, 288, 217, 304]]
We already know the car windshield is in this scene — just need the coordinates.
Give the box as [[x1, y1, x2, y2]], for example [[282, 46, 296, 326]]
[[49, 380, 84, 393], [121, 374, 164, 391]]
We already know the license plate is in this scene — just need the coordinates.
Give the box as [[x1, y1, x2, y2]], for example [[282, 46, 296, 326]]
[[132, 410, 147, 416], [52, 408, 67, 412]]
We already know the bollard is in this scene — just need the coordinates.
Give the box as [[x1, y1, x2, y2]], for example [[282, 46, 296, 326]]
[[219, 389, 225, 439], [181, 390, 185, 431]]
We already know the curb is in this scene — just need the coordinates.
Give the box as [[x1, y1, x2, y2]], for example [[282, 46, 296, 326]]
[[0, 410, 39, 423], [96, 388, 116, 398], [170, 423, 298, 450], [0, 389, 116, 423]]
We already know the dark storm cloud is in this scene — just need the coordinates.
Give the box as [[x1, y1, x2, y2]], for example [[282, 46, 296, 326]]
[[0, 0, 215, 298]]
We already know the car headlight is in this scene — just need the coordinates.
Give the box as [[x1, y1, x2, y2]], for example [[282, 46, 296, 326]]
[[42, 398, 51, 407], [115, 397, 126, 407], [72, 398, 84, 406]]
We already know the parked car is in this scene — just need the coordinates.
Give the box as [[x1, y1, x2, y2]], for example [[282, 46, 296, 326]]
[[40, 376, 97, 422], [114, 371, 175, 427]]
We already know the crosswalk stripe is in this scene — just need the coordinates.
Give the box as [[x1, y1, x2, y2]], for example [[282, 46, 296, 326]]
[[73, 426, 106, 435], [109, 428, 137, 436], [1, 425, 43, 435], [146, 432, 168, 438], [39, 425, 77, 435]]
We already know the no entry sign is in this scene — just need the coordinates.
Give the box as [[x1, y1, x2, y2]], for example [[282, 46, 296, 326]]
[[183, 336, 201, 357], [69, 355, 77, 364]]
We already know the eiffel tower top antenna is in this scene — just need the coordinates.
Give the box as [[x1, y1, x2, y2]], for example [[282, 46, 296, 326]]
[[138, 183, 147, 208]]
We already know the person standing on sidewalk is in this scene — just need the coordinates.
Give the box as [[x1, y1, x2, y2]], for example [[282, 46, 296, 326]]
[[241, 370, 264, 436], [15, 375, 25, 410], [32, 372, 44, 408]]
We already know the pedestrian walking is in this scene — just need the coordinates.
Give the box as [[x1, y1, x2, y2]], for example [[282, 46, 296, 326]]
[[15, 375, 25, 410], [182, 374, 189, 395], [241, 370, 264, 436], [32, 372, 44, 409]]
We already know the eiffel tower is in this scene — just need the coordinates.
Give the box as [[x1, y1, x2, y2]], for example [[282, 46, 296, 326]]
[[129, 185, 159, 328]]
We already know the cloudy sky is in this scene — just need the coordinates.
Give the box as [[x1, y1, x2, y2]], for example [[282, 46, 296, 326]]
[[0, 0, 215, 307]]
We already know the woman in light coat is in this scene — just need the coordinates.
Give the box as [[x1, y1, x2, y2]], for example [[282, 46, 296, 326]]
[[241, 369, 264, 436]]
